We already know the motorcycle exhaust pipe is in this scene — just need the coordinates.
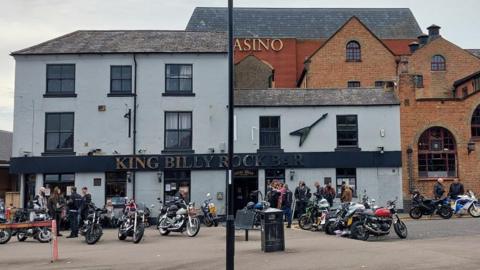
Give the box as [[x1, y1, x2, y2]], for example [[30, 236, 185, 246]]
[[364, 224, 389, 235]]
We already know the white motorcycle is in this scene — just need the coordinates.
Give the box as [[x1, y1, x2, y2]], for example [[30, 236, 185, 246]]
[[450, 190, 480, 218]]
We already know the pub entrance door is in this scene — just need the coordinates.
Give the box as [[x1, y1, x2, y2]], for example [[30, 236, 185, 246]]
[[233, 169, 258, 213]]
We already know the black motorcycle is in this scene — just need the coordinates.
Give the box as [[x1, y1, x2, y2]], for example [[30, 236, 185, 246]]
[[117, 201, 145, 244], [15, 209, 52, 243], [350, 199, 407, 241], [409, 192, 453, 219], [157, 198, 200, 237], [80, 204, 107, 245]]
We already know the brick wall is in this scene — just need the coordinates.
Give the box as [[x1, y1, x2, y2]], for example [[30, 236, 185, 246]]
[[303, 17, 398, 89], [398, 74, 480, 202], [408, 37, 480, 99]]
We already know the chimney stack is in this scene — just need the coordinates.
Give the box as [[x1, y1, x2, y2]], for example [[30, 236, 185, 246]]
[[409, 42, 419, 53], [427, 24, 441, 39], [418, 34, 429, 46]]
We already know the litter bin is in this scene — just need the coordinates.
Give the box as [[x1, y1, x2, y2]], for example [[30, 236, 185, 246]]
[[260, 208, 285, 252]]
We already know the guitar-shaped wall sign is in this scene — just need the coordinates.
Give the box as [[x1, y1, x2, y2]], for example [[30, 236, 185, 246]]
[[289, 113, 328, 147]]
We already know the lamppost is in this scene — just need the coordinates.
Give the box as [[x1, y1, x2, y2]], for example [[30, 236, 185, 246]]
[[226, 1, 235, 270]]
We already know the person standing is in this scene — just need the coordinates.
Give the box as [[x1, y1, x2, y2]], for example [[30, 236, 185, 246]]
[[48, 187, 64, 236], [340, 181, 347, 203], [313, 181, 323, 201], [448, 178, 465, 200], [66, 187, 83, 238], [280, 184, 293, 228], [341, 184, 353, 203], [294, 181, 311, 217], [433, 178, 446, 200], [323, 182, 336, 207], [80, 187, 92, 225]]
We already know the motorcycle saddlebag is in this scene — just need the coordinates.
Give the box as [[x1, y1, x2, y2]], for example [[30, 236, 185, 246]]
[[374, 208, 391, 218]]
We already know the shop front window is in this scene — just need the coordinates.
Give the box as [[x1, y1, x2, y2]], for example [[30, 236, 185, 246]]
[[336, 168, 357, 197], [418, 127, 457, 178], [265, 169, 285, 194], [164, 170, 191, 203], [105, 172, 127, 203], [43, 173, 75, 198]]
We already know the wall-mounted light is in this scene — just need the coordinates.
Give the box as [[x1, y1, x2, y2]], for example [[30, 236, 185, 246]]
[[377, 146, 385, 154], [289, 169, 296, 181], [208, 147, 215, 154], [468, 141, 475, 155], [380, 129, 386, 137], [126, 171, 132, 183], [157, 171, 163, 183]]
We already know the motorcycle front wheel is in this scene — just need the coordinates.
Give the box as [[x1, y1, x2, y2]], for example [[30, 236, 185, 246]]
[[85, 224, 103, 245], [133, 223, 144, 244], [118, 226, 127, 240], [158, 218, 170, 236], [203, 215, 213, 227], [394, 220, 408, 239], [350, 221, 369, 241], [438, 206, 453, 219], [298, 215, 314, 230], [468, 203, 480, 218], [16, 230, 28, 242], [186, 217, 200, 237], [408, 207, 423, 219], [37, 228, 52, 243], [0, 229, 12, 244]]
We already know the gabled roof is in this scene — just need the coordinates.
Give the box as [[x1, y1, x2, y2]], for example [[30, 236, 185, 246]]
[[12, 31, 227, 55], [0, 130, 12, 162], [186, 7, 422, 39], [453, 70, 480, 87], [234, 88, 399, 107]]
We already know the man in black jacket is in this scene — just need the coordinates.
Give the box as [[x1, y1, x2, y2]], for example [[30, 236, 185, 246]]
[[448, 178, 465, 199], [80, 187, 92, 225], [433, 178, 445, 200], [294, 181, 311, 217], [67, 187, 83, 238]]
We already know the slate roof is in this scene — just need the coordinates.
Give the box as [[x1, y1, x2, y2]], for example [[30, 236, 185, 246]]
[[467, 49, 480, 58], [0, 131, 12, 162], [234, 88, 400, 107], [12, 31, 227, 55], [186, 7, 422, 39]]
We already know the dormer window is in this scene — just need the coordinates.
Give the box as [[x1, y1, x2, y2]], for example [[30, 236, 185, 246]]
[[431, 55, 446, 71], [346, 41, 361, 62]]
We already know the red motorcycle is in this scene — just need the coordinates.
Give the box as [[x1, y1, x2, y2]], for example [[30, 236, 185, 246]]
[[350, 199, 407, 241]]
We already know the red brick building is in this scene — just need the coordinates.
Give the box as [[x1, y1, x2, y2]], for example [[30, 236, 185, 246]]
[[187, 7, 480, 207]]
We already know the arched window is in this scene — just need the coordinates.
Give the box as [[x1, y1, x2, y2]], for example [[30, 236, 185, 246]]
[[346, 41, 361, 62], [418, 127, 457, 178], [431, 55, 446, 71], [472, 105, 480, 137]]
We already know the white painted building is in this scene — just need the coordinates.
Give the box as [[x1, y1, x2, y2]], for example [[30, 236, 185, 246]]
[[11, 30, 403, 216]]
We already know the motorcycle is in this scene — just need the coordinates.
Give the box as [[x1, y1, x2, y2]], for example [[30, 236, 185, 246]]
[[16, 209, 52, 243], [350, 199, 407, 241], [409, 191, 453, 219], [324, 202, 365, 236], [80, 204, 107, 245], [157, 198, 200, 237], [201, 193, 219, 227], [244, 190, 270, 227], [117, 200, 145, 244], [298, 198, 330, 231], [450, 191, 480, 218], [0, 200, 11, 244]]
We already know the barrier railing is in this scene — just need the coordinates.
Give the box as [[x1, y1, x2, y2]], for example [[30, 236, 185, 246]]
[[0, 220, 59, 262]]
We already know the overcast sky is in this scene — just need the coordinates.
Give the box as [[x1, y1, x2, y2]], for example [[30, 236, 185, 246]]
[[1, 0, 479, 131]]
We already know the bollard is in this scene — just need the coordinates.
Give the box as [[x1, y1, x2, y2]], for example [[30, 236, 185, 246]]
[[51, 220, 59, 262]]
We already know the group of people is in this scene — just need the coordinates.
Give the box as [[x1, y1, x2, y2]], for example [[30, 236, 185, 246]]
[[433, 178, 466, 200], [32, 186, 92, 238], [266, 180, 293, 228]]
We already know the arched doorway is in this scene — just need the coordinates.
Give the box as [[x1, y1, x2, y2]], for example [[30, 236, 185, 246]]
[[418, 127, 457, 178]]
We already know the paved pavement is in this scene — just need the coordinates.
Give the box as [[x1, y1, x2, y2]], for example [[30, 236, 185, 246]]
[[0, 218, 479, 270]]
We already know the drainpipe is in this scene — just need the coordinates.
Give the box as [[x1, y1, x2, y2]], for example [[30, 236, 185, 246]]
[[407, 146, 414, 193], [132, 54, 138, 200]]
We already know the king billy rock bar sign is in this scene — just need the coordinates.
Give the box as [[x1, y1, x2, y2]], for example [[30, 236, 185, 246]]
[[115, 154, 304, 171]]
